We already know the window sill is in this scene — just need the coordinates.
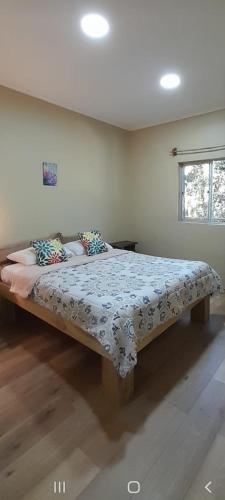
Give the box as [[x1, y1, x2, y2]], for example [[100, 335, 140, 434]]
[[178, 220, 225, 226]]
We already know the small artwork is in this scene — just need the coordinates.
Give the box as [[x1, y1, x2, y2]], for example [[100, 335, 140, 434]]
[[43, 162, 58, 186]]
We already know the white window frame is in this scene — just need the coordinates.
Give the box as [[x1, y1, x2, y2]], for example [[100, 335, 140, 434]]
[[179, 157, 225, 224]]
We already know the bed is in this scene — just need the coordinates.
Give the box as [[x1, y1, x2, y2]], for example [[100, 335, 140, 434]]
[[0, 233, 221, 406]]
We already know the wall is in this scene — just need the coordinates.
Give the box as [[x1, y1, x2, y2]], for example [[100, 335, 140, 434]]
[[128, 109, 225, 283], [0, 86, 129, 246], [0, 85, 224, 283]]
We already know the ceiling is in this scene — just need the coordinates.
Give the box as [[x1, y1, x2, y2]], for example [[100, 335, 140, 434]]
[[0, 0, 225, 130]]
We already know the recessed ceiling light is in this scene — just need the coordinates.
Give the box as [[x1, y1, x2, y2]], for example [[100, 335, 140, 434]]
[[81, 13, 110, 39], [160, 73, 181, 89]]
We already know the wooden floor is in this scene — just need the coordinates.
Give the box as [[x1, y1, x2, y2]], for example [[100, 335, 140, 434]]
[[1, 295, 225, 500]]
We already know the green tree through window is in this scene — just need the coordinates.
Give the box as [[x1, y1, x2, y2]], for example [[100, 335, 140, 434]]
[[180, 159, 225, 222]]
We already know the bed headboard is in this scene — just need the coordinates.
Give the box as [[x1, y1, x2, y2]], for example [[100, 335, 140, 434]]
[[60, 233, 80, 244], [0, 232, 80, 264]]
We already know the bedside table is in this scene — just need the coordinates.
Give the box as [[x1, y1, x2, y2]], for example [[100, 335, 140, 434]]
[[110, 240, 138, 252]]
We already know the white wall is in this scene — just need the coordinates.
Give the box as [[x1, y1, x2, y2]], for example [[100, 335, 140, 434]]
[[128, 109, 225, 283], [0, 86, 129, 246]]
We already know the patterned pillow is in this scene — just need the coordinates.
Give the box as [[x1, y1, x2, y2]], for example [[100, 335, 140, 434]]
[[79, 230, 108, 256], [32, 238, 68, 266]]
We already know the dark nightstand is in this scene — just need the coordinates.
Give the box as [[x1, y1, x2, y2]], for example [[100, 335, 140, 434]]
[[110, 240, 138, 252]]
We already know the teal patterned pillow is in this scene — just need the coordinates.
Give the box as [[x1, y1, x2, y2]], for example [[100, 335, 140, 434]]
[[32, 238, 68, 267], [79, 230, 108, 256]]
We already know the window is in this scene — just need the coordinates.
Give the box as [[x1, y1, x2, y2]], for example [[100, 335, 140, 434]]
[[179, 158, 225, 223]]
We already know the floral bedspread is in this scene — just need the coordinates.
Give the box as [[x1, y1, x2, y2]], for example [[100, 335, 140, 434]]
[[32, 252, 221, 376]]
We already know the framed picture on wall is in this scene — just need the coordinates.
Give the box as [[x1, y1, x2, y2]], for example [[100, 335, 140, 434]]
[[43, 162, 58, 186]]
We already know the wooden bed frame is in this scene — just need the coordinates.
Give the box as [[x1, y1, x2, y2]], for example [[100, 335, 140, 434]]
[[0, 234, 210, 407]]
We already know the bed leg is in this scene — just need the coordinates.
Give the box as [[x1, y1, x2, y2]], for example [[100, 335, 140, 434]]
[[102, 357, 134, 407], [0, 298, 16, 326], [191, 295, 210, 323]]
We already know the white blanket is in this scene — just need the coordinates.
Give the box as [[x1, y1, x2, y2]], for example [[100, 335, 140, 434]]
[[32, 252, 221, 376]]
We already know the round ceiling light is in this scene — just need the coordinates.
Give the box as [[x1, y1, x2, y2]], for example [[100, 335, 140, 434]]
[[81, 13, 110, 39], [160, 73, 181, 89]]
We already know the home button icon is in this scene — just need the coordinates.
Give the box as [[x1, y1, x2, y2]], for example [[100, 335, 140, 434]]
[[127, 481, 141, 494]]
